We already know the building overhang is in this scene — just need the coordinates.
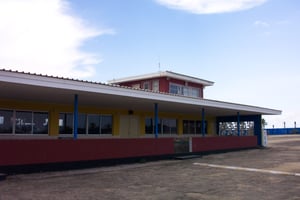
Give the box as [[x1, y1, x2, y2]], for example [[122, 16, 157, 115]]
[[0, 69, 281, 116]]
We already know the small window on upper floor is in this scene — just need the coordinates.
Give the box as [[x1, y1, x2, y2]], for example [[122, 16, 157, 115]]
[[143, 82, 150, 90], [152, 80, 159, 92], [132, 84, 140, 89], [169, 83, 200, 98]]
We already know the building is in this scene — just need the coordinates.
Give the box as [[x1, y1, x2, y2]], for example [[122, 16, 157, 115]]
[[108, 71, 214, 98], [0, 69, 281, 168]]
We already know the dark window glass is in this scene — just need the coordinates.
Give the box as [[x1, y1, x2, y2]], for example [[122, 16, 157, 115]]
[[162, 119, 177, 134], [59, 113, 73, 134], [15, 111, 33, 134], [145, 118, 153, 134], [183, 120, 207, 134], [0, 110, 13, 134], [78, 114, 87, 134], [33, 112, 48, 134], [88, 115, 100, 134], [100, 115, 112, 134]]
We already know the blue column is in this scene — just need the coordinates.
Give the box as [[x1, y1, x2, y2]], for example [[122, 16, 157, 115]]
[[237, 112, 240, 136], [254, 115, 262, 146], [154, 103, 158, 139], [201, 108, 205, 137], [73, 94, 78, 140]]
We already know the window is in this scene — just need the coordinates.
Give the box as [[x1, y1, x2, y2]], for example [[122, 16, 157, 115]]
[[145, 118, 177, 135], [15, 111, 33, 134], [132, 84, 140, 89], [169, 83, 200, 98], [59, 113, 73, 134], [183, 120, 207, 134], [162, 118, 177, 134], [88, 115, 100, 134], [100, 115, 112, 134], [62, 113, 113, 135], [143, 82, 150, 90], [33, 112, 48, 134], [145, 118, 153, 134], [78, 114, 87, 134], [170, 84, 181, 95], [0, 110, 48, 134], [152, 80, 159, 92], [0, 110, 13, 134]]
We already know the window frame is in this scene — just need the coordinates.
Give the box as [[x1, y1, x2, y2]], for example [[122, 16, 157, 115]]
[[0, 109, 49, 135]]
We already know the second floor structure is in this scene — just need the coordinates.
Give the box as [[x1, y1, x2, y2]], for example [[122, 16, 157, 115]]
[[108, 71, 214, 98]]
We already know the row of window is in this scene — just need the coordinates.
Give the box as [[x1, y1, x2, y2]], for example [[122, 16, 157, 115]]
[[132, 80, 159, 92], [145, 118, 207, 135], [169, 83, 200, 98], [0, 110, 113, 135], [59, 113, 112, 135], [0, 110, 48, 134], [0, 109, 206, 135]]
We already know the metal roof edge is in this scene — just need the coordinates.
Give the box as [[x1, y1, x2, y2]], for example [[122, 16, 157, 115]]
[[0, 69, 280, 115], [108, 71, 214, 86]]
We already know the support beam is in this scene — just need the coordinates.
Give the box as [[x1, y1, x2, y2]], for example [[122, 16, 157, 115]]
[[237, 112, 240, 136], [73, 94, 78, 140], [154, 103, 158, 139], [201, 108, 205, 137]]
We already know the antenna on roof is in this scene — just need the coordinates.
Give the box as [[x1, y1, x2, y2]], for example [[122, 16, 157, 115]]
[[158, 62, 161, 71], [158, 56, 161, 71]]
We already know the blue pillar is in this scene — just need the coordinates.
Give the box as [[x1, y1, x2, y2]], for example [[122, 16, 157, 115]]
[[154, 103, 158, 139], [73, 94, 78, 140], [254, 115, 262, 146], [237, 112, 240, 136], [201, 108, 205, 137]]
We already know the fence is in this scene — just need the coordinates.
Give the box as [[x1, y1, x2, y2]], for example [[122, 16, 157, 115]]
[[265, 128, 300, 135]]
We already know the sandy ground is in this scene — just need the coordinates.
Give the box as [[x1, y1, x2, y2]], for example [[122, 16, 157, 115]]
[[0, 135, 299, 200]]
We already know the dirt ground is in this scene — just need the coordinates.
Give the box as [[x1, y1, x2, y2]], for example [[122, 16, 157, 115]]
[[0, 135, 299, 200]]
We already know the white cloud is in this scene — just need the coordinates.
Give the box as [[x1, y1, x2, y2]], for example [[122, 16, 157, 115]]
[[254, 20, 270, 27], [155, 0, 268, 14], [0, 0, 114, 79]]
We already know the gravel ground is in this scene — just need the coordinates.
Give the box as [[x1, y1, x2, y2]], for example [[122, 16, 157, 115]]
[[0, 135, 299, 200]]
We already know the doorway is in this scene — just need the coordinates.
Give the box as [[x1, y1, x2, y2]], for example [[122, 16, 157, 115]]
[[119, 115, 140, 138]]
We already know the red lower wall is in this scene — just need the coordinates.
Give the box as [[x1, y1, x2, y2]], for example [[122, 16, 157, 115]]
[[192, 136, 258, 152], [0, 136, 258, 167], [0, 138, 174, 166]]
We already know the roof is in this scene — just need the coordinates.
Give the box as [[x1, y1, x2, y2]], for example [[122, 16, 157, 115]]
[[108, 71, 215, 87], [0, 69, 281, 116]]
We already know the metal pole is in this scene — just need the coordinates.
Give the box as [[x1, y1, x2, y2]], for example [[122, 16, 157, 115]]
[[201, 108, 205, 137], [154, 103, 158, 139], [73, 94, 78, 140]]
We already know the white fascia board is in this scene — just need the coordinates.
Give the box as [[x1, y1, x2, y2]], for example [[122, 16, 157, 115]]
[[164, 71, 214, 86], [0, 70, 280, 115]]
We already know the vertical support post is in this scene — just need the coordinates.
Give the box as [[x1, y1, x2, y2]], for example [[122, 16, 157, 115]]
[[154, 103, 158, 138], [73, 94, 78, 140], [237, 112, 240, 136], [254, 115, 262, 146], [201, 108, 205, 137]]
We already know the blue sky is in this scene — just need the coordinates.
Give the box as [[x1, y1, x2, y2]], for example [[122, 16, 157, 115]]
[[0, 0, 299, 128]]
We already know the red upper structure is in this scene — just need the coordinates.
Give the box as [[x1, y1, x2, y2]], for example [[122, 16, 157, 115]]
[[108, 71, 214, 98]]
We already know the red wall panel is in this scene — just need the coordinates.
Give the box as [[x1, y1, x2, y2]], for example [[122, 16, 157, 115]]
[[192, 136, 257, 152], [0, 138, 174, 166]]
